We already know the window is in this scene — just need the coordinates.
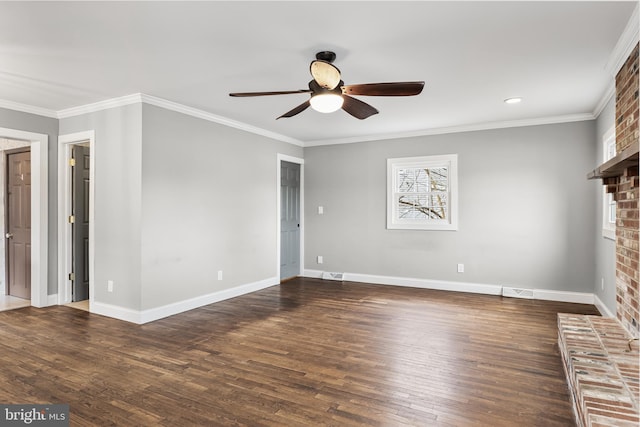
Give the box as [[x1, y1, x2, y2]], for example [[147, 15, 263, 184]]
[[602, 127, 616, 240], [387, 154, 458, 230]]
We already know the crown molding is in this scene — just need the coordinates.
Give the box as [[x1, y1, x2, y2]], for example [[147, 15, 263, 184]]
[[304, 113, 596, 147], [0, 95, 601, 148], [140, 94, 303, 146], [604, 3, 639, 78], [0, 99, 57, 119], [54, 92, 303, 146], [56, 94, 143, 118], [593, 82, 616, 119]]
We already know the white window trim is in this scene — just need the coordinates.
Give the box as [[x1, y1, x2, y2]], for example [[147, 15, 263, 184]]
[[387, 154, 458, 231], [602, 127, 616, 241]]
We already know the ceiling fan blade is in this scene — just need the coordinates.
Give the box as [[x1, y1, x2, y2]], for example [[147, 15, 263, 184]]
[[341, 95, 379, 120], [229, 89, 312, 97], [310, 60, 341, 90], [341, 81, 425, 96], [277, 100, 311, 119]]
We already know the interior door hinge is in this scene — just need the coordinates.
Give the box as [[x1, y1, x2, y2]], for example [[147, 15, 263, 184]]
[[69, 158, 76, 167], [69, 272, 75, 281], [68, 215, 75, 224]]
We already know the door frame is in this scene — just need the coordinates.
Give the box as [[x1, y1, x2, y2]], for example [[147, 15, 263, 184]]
[[58, 131, 95, 307], [0, 127, 48, 307], [276, 154, 304, 281]]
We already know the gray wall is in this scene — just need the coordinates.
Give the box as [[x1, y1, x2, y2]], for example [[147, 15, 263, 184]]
[[0, 101, 607, 313], [60, 102, 303, 313], [60, 104, 143, 310], [0, 108, 59, 295], [140, 104, 302, 309], [594, 96, 617, 315], [304, 121, 598, 293]]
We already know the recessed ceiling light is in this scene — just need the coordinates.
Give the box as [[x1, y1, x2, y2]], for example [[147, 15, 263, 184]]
[[504, 97, 522, 104]]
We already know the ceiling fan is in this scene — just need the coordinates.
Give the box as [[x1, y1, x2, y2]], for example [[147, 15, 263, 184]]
[[229, 51, 425, 120]]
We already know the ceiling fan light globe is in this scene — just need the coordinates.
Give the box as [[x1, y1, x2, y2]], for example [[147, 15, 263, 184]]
[[310, 94, 344, 113]]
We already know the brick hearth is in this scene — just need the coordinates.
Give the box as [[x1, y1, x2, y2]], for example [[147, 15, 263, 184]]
[[558, 314, 639, 427]]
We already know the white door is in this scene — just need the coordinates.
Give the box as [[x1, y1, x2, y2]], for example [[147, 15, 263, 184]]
[[280, 161, 300, 280]]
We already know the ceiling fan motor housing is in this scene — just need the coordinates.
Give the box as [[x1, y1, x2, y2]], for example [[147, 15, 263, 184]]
[[315, 51, 337, 63]]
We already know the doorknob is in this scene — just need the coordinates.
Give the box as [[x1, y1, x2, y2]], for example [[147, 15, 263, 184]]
[[5, 233, 13, 239]]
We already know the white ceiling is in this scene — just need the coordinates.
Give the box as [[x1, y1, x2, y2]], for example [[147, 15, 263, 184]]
[[0, 1, 637, 145]]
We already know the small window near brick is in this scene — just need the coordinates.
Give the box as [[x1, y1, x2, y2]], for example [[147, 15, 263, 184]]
[[387, 154, 458, 230], [603, 127, 616, 240]]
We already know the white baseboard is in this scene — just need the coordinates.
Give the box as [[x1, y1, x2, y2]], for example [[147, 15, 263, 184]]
[[303, 269, 598, 306], [91, 276, 279, 324], [139, 277, 278, 324], [304, 269, 502, 295], [91, 301, 142, 324], [532, 289, 594, 305], [87, 271, 603, 324], [593, 294, 616, 318], [303, 269, 323, 278]]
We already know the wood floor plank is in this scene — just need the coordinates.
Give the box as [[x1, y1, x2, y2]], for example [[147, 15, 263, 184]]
[[0, 278, 598, 426]]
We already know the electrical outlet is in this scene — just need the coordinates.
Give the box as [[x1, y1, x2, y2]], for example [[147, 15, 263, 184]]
[[457, 263, 464, 273], [107, 280, 114, 292], [218, 270, 223, 281], [318, 206, 324, 215], [601, 277, 605, 291], [317, 255, 324, 264]]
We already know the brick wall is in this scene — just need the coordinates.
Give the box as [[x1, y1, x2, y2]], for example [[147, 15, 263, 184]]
[[616, 44, 639, 152], [614, 43, 639, 337]]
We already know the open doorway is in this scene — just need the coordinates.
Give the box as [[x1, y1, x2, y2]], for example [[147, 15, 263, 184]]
[[58, 131, 95, 310]]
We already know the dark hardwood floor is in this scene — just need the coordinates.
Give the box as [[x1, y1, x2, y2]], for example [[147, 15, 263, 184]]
[[0, 278, 599, 426]]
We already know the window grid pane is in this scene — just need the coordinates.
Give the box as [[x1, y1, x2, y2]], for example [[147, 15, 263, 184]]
[[602, 129, 616, 237], [395, 166, 448, 221], [608, 196, 616, 224], [388, 155, 458, 231]]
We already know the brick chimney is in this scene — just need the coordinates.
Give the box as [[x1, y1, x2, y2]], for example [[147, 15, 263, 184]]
[[612, 43, 639, 336]]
